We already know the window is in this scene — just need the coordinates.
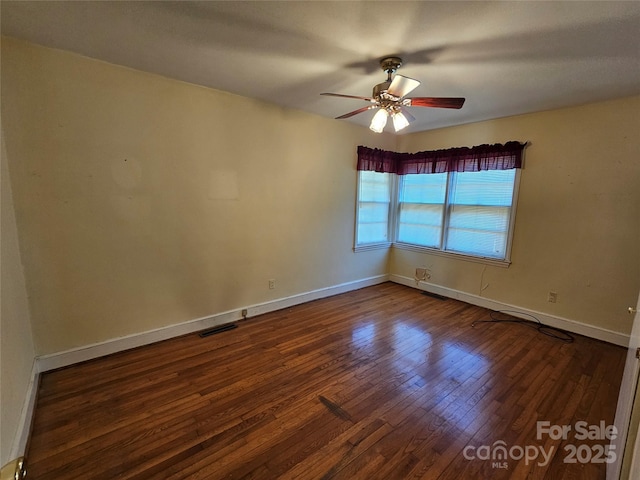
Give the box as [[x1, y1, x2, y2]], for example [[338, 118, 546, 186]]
[[397, 173, 447, 248], [355, 142, 525, 263], [355, 170, 392, 247], [395, 169, 516, 260], [395, 169, 518, 260], [445, 169, 517, 259]]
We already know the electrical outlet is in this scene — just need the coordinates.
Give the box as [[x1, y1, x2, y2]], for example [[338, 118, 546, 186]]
[[241, 309, 248, 318], [548, 291, 557, 303], [268, 279, 276, 290]]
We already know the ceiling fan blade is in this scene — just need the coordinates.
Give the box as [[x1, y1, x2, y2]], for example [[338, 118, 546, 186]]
[[408, 97, 466, 109], [387, 74, 421, 98], [321, 92, 374, 102], [335, 106, 376, 119]]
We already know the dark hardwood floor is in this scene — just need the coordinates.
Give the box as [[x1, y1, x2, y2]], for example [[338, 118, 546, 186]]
[[26, 282, 626, 479]]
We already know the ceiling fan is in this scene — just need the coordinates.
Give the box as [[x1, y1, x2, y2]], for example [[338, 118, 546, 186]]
[[321, 56, 465, 133]]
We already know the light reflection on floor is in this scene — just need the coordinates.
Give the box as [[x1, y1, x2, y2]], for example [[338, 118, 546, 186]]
[[350, 320, 491, 413], [392, 322, 432, 376], [389, 322, 489, 374], [384, 321, 492, 430], [391, 322, 432, 375], [351, 322, 376, 348]]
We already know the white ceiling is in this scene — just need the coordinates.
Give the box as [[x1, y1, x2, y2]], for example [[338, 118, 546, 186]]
[[2, 1, 640, 134]]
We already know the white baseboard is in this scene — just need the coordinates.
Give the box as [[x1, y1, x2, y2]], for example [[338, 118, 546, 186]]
[[37, 274, 390, 372], [390, 274, 629, 347], [9, 359, 39, 461]]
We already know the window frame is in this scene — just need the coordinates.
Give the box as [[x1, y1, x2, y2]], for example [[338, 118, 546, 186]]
[[355, 168, 521, 266]]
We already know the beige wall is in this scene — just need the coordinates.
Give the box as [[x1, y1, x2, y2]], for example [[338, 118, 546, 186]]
[[1, 37, 394, 355], [393, 97, 640, 335], [3, 37, 638, 359], [2, 35, 639, 464], [1, 126, 36, 464]]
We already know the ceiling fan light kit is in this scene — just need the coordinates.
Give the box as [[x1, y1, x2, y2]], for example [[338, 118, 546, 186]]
[[321, 56, 465, 133]]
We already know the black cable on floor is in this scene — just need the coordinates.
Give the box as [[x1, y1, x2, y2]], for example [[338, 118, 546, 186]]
[[471, 310, 575, 343]]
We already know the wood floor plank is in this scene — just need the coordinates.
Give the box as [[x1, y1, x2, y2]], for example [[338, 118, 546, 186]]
[[26, 283, 626, 479]]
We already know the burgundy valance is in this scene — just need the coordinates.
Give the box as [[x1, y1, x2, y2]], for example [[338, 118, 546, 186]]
[[357, 141, 525, 175]]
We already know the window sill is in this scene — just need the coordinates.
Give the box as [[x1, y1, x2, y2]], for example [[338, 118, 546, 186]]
[[392, 242, 511, 268], [353, 242, 392, 253]]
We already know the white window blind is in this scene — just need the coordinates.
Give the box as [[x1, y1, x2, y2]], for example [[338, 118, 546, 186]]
[[356, 171, 391, 246], [386, 169, 518, 261], [445, 169, 516, 258], [397, 173, 447, 248]]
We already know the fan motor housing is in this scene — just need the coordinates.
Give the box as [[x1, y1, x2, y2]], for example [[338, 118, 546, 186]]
[[374, 56, 403, 98], [372, 81, 392, 98]]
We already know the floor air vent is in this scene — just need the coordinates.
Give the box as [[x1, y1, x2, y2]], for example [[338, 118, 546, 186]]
[[199, 323, 237, 337], [421, 291, 447, 301]]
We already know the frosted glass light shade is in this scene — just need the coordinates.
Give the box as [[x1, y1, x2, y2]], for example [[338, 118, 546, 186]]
[[369, 109, 389, 133], [392, 112, 410, 131]]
